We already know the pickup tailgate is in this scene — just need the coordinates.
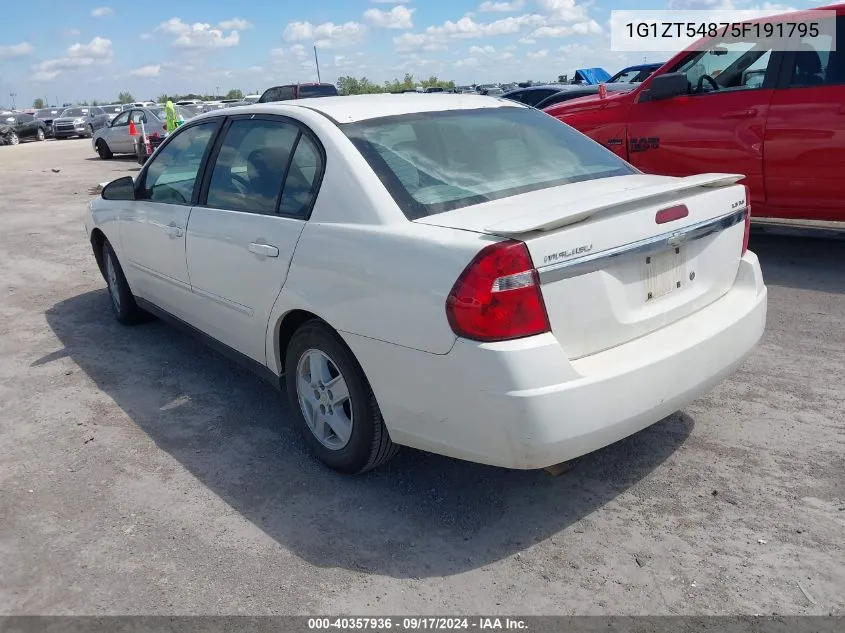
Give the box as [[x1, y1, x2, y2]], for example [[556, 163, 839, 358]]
[[416, 174, 750, 359]]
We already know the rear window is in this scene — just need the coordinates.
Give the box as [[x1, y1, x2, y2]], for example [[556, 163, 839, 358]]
[[343, 107, 635, 219], [36, 109, 60, 118], [299, 84, 338, 99]]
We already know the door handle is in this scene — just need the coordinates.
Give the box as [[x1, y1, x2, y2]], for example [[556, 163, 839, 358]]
[[720, 109, 757, 119], [163, 222, 183, 238], [249, 242, 279, 258]]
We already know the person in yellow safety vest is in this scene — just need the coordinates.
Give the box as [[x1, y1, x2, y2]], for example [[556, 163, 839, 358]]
[[165, 99, 179, 134]]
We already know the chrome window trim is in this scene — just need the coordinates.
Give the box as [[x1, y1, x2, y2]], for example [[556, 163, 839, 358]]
[[537, 207, 747, 284]]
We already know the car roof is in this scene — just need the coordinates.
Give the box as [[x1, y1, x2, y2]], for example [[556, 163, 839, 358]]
[[211, 93, 523, 124]]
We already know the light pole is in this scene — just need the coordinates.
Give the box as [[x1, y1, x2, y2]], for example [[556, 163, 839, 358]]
[[215, 85, 220, 99], [314, 45, 321, 83], [9, 93, 16, 109]]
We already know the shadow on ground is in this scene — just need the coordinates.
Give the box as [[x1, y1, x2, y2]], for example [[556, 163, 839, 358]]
[[750, 228, 845, 295], [42, 289, 693, 578]]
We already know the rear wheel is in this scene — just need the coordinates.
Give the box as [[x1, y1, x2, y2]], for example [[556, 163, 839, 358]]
[[285, 321, 398, 473], [102, 241, 146, 325], [36, 128, 45, 141], [96, 139, 113, 159]]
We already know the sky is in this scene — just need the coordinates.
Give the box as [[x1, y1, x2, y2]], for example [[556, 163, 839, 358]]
[[0, 0, 817, 108]]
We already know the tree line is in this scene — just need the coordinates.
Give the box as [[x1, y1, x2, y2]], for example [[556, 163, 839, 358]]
[[32, 89, 247, 109], [337, 73, 456, 96]]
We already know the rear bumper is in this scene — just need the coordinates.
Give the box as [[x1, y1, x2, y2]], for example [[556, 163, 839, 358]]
[[346, 252, 767, 469]]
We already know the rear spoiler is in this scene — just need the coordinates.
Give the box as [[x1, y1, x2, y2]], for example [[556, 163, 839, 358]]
[[484, 173, 744, 235]]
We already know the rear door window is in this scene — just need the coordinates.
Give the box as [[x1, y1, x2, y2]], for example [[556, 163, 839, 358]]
[[787, 15, 845, 86], [205, 119, 300, 214]]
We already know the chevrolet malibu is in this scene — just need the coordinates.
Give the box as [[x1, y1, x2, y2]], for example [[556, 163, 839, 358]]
[[84, 95, 767, 474]]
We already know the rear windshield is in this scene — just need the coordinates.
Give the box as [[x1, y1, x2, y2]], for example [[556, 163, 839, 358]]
[[299, 84, 338, 98], [342, 107, 635, 219], [36, 109, 60, 118]]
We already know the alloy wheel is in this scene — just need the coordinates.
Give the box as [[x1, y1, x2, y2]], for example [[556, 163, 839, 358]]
[[295, 349, 353, 450]]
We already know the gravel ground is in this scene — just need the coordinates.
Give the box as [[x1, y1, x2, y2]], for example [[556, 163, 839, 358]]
[[0, 139, 843, 616]]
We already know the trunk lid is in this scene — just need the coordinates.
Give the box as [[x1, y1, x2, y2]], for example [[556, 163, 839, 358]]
[[416, 174, 749, 359]]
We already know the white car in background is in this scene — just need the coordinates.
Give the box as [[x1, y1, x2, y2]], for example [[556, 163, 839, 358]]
[[84, 95, 767, 474]]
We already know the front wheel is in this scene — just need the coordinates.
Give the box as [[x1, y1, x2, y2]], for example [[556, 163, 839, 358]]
[[96, 139, 113, 159], [102, 241, 147, 325], [285, 321, 398, 473], [83, 125, 93, 138], [8, 132, 19, 145]]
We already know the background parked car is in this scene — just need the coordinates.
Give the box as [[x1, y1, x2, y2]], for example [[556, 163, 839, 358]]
[[92, 106, 196, 159], [101, 104, 125, 121], [258, 83, 338, 102], [1, 113, 48, 144], [34, 108, 62, 137], [503, 84, 570, 107], [52, 106, 110, 139], [535, 83, 637, 109], [608, 63, 664, 83]]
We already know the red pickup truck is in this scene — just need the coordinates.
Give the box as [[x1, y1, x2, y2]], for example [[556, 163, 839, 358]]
[[547, 4, 845, 222]]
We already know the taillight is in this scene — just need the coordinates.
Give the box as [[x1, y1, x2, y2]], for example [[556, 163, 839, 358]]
[[742, 184, 751, 255], [446, 240, 550, 342]]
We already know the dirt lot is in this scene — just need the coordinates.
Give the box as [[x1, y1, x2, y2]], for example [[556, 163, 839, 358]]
[[0, 139, 843, 616]]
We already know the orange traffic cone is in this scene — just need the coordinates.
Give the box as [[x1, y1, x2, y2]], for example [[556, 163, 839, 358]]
[[128, 120, 138, 136]]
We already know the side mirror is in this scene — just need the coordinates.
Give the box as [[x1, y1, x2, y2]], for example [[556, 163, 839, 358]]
[[640, 72, 689, 102], [102, 176, 136, 201]]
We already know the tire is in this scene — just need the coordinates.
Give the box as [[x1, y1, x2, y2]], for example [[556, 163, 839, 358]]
[[285, 320, 398, 474], [9, 132, 19, 146], [36, 128, 45, 141], [96, 139, 113, 159], [84, 125, 94, 138], [102, 241, 146, 325]]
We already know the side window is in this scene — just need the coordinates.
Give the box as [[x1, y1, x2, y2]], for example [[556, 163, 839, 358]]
[[279, 135, 322, 217], [111, 112, 130, 127], [674, 40, 774, 93], [205, 119, 299, 214], [788, 16, 845, 86], [141, 122, 217, 205], [130, 110, 145, 124]]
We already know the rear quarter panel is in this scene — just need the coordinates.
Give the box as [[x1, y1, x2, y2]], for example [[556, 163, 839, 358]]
[[263, 107, 492, 370]]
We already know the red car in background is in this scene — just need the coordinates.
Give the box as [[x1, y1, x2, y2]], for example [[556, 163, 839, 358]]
[[546, 4, 845, 222]]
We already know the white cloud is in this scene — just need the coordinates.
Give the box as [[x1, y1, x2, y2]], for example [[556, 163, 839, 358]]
[[283, 20, 366, 48], [333, 54, 355, 69], [67, 37, 112, 58], [370, 0, 409, 3], [91, 6, 113, 18], [32, 36, 113, 82], [479, 1, 525, 12], [364, 6, 414, 29], [518, 36, 536, 44], [0, 42, 34, 58], [536, 0, 589, 22], [218, 18, 252, 30], [527, 49, 549, 59], [157, 18, 240, 48], [456, 57, 480, 67], [532, 20, 602, 38], [504, 44, 517, 51], [290, 44, 308, 60], [129, 64, 161, 77], [395, 13, 549, 51]]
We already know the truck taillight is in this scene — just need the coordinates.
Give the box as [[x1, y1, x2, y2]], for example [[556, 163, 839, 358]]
[[446, 240, 550, 342], [742, 184, 751, 256]]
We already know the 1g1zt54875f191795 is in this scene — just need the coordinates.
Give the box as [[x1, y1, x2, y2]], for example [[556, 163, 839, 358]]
[[85, 94, 767, 474]]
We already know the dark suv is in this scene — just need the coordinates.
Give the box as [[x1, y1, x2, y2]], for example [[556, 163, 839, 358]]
[[258, 83, 338, 103]]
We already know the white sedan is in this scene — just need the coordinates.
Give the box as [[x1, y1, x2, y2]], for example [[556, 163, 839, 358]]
[[84, 94, 767, 473]]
